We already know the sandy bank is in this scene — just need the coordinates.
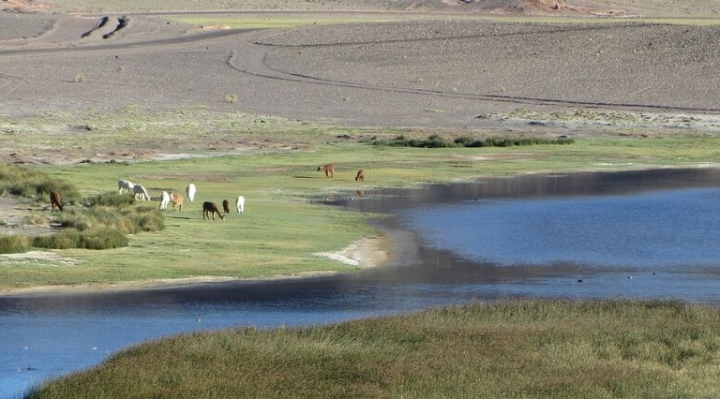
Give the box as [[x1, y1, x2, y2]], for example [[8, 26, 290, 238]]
[[314, 236, 390, 268]]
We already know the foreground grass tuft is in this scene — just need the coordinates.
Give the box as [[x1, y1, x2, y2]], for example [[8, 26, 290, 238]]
[[25, 299, 720, 399], [32, 226, 129, 250], [0, 235, 31, 253]]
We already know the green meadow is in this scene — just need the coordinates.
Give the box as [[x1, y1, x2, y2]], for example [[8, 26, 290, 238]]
[[3, 108, 720, 292]]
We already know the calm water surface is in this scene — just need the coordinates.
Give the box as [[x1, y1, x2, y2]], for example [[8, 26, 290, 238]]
[[3, 168, 720, 398]]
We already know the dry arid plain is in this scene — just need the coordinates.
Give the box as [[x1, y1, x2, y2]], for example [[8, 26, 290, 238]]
[[2, 0, 720, 165]]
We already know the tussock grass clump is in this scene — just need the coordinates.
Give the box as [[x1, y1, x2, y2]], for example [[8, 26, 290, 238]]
[[51, 205, 164, 238], [0, 201, 160, 252], [85, 192, 136, 207], [0, 235, 31, 253], [0, 163, 164, 252], [368, 134, 574, 148], [32, 227, 128, 250], [32, 230, 81, 250], [25, 299, 720, 399], [0, 163, 81, 203], [454, 135, 575, 147], [77, 227, 128, 250], [120, 206, 165, 233]]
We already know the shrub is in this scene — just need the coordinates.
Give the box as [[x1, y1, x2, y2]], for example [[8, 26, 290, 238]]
[[424, 134, 454, 148], [32, 226, 129, 250], [53, 204, 165, 236], [0, 163, 81, 203], [86, 192, 136, 207], [123, 206, 165, 232], [368, 134, 574, 148], [78, 227, 128, 250], [0, 234, 31, 254], [33, 230, 81, 250], [55, 210, 93, 231], [0, 163, 165, 253]]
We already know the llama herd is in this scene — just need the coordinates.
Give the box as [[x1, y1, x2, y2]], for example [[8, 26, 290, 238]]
[[49, 164, 363, 220], [117, 180, 245, 222]]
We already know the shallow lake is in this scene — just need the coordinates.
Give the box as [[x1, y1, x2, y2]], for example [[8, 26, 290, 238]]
[[3, 168, 720, 398]]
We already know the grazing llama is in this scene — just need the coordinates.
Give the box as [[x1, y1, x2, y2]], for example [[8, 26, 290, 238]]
[[202, 201, 225, 220], [186, 183, 196, 203], [170, 193, 184, 211], [317, 163, 335, 178], [159, 191, 171, 210], [118, 179, 134, 194], [236, 195, 245, 214], [222, 199, 231, 214], [355, 170, 365, 181], [50, 191, 63, 211], [133, 184, 151, 201]]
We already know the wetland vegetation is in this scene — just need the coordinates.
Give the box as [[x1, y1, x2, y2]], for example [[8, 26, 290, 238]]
[[25, 299, 720, 399]]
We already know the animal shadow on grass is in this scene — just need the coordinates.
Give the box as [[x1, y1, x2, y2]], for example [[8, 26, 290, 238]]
[[165, 215, 193, 220]]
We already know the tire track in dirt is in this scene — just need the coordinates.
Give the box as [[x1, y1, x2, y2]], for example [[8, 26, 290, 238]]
[[0, 73, 26, 99], [227, 33, 720, 114], [251, 21, 648, 48], [0, 28, 247, 56], [80, 16, 111, 38], [2, 13, 719, 115]]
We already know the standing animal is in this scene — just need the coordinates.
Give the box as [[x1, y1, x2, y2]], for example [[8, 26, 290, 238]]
[[170, 193, 184, 211], [236, 195, 245, 214], [159, 191, 171, 210], [355, 169, 365, 182], [50, 191, 63, 211], [133, 184, 151, 201], [186, 183, 196, 203], [118, 179, 135, 194], [222, 199, 231, 214], [317, 163, 335, 178], [203, 201, 225, 220]]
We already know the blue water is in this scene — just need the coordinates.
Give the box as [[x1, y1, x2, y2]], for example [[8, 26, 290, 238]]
[[401, 187, 720, 269], [4, 171, 720, 398], [0, 279, 477, 398]]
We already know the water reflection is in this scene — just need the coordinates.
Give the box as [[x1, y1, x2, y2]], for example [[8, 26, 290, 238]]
[[3, 168, 720, 398], [338, 168, 720, 213]]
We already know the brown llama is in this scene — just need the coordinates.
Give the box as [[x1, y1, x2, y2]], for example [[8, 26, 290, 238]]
[[202, 201, 225, 220], [317, 163, 335, 178], [222, 199, 231, 214], [170, 193, 183, 211], [355, 169, 365, 182], [50, 191, 63, 211]]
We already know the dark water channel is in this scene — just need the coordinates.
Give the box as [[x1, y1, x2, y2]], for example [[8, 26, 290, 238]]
[[4, 168, 720, 398]]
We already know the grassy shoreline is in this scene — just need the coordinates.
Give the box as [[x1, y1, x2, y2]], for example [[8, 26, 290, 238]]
[[26, 299, 720, 398]]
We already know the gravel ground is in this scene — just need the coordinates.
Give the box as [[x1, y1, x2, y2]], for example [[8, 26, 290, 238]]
[[1, 9, 719, 132], [1, 2, 719, 160]]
